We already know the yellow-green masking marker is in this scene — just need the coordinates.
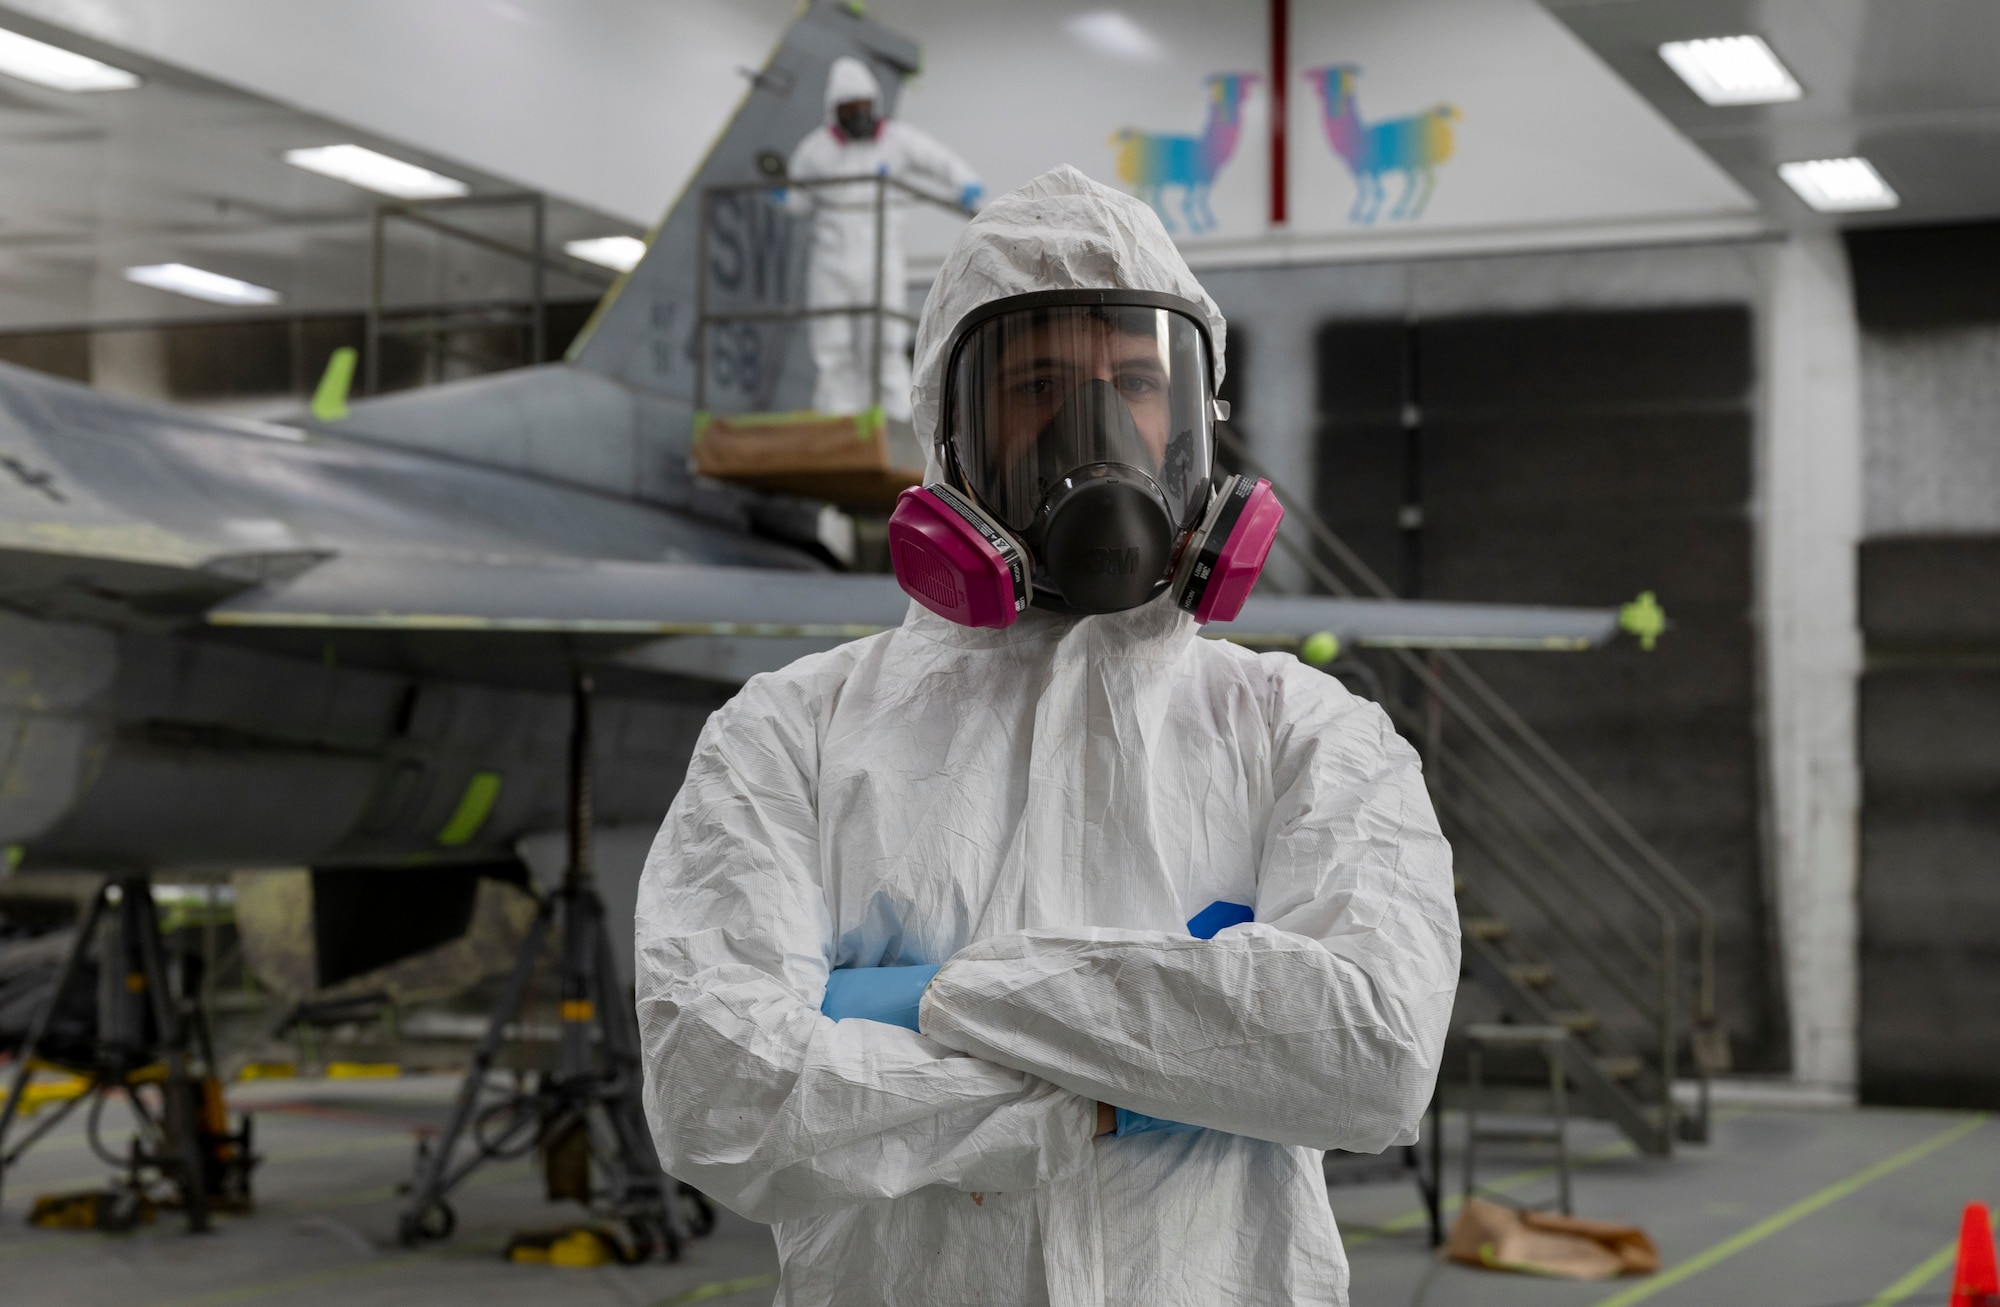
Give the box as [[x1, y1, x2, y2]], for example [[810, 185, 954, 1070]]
[[1620, 590, 1666, 651], [310, 346, 356, 423], [652, 1273, 782, 1307], [1300, 631, 1340, 667]]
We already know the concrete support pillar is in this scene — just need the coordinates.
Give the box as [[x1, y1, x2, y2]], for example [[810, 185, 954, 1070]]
[[1757, 234, 1863, 1092], [1216, 267, 1327, 592], [89, 328, 171, 402]]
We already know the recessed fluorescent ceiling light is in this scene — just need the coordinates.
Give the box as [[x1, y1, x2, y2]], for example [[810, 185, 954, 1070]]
[[124, 263, 281, 306], [0, 25, 140, 91], [1777, 157, 1900, 212], [1659, 35, 1801, 106], [1064, 11, 1166, 63], [565, 235, 647, 272], [283, 144, 469, 200]]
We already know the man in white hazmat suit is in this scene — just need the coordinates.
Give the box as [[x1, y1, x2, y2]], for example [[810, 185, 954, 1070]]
[[786, 55, 981, 422], [636, 165, 1459, 1305]]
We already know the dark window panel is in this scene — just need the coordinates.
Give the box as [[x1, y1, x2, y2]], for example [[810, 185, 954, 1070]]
[[1418, 307, 1753, 413], [1860, 537, 2000, 643], [1848, 220, 2000, 331]]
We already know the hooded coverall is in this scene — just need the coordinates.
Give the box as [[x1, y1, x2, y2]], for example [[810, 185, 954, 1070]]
[[785, 56, 980, 422], [637, 165, 1460, 1307]]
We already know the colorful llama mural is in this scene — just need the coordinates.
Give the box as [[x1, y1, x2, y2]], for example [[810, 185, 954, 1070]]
[[1305, 65, 1460, 225], [1110, 72, 1258, 235]]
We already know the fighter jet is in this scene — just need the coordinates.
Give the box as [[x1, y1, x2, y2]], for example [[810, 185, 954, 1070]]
[[0, 0, 1629, 886]]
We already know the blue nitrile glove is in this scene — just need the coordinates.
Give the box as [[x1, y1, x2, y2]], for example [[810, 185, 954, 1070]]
[[959, 182, 985, 212], [1188, 900, 1254, 940], [820, 964, 942, 1031], [1114, 1107, 1203, 1137]]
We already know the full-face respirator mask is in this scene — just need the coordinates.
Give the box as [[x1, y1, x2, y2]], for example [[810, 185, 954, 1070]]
[[888, 289, 1281, 628]]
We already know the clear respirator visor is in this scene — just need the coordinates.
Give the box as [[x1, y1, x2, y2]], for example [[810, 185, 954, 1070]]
[[943, 296, 1217, 537]]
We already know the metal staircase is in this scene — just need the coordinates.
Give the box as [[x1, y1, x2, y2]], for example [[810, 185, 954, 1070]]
[[1218, 426, 1722, 1156]]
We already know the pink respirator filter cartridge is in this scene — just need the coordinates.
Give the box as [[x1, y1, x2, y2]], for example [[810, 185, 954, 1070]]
[[887, 485, 1029, 628], [1176, 477, 1283, 624]]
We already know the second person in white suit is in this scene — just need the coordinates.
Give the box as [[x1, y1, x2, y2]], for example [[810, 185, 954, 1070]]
[[786, 55, 982, 422]]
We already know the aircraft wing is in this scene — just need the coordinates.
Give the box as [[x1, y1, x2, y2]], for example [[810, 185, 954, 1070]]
[[208, 554, 907, 637], [1222, 595, 1619, 651], [205, 553, 1628, 686]]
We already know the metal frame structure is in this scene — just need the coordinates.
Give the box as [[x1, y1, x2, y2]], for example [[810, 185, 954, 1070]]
[[396, 672, 710, 1258], [1462, 1023, 1572, 1216], [365, 193, 609, 397], [0, 876, 252, 1232], [1217, 422, 1718, 1156], [691, 173, 961, 414], [1323, 1093, 1445, 1247]]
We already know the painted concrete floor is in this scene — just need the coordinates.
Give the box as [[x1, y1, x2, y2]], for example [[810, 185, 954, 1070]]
[[0, 1076, 1990, 1306], [0, 1075, 781, 1307], [1331, 1104, 1994, 1307]]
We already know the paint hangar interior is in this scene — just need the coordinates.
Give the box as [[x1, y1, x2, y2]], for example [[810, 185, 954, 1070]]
[[0, 2, 1997, 1304]]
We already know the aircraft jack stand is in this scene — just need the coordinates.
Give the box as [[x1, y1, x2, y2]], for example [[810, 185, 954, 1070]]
[[0, 875, 255, 1233], [397, 671, 713, 1258]]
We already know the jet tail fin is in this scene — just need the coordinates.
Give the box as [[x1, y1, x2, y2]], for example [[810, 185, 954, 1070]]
[[324, 3, 920, 510], [565, 1, 920, 410]]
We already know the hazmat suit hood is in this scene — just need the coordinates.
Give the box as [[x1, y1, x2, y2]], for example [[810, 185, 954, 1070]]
[[911, 164, 1228, 467], [823, 55, 883, 119]]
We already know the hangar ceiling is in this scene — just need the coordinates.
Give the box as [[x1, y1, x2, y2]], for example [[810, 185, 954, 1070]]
[[1547, 0, 2000, 230], [0, 4, 631, 331], [5, 0, 1998, 333]]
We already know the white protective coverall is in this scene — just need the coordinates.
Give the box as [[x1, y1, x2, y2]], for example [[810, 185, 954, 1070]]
[[636, 165, 1459, 1307], [786, 56, 979, 422]]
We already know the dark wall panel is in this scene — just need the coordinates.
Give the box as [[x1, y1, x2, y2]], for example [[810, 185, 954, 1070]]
[[1848, 221, 2000, 331], [1315, 305, 1775, 1070], [1860, 536, 2000, 1106], [1418, 307, 1753, 413], [1861, 537, 2000, 644], [1314, 320, 1412, 591]]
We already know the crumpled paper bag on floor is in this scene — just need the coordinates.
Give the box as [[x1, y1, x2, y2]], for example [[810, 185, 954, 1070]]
[[1446, 1198, 1661, 1280]]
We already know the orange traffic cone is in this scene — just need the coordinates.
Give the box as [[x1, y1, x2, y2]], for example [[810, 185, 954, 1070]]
[[1951, 1202, 1999, 1307]]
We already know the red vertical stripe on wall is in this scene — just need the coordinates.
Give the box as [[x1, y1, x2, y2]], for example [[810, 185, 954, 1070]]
[[1270, 0, 1288, 226]]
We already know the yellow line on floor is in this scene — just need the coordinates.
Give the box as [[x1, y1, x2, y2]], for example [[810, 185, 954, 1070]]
[[1342, 1106, 1759, 1251], [260, 1158, 532, 1215], [2, 1161, 530, 1284], [1864, 1201, 2000, 1307], [144, 1249, 442, 1307], [1591, 1113, 1988, 1307], [651, 1273, 782, 1306], [1342, 1138, 1637, 1249], [14, 1130, 414, 1199]]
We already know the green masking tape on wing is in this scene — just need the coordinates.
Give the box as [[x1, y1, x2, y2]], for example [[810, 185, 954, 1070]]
[[1619, 591, 1666, 652], [437, 771, 503, 847], [310, 346, 356, 423]]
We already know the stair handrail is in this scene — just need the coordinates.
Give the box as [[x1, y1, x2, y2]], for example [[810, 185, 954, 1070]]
[[1219, 423, 1716, 1138], [1219, 422, 1715, 1026], [1257, 509, 1684, 1134]]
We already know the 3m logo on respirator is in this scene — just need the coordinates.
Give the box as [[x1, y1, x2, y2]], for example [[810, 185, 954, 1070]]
[[1085, 546, 1142, 576]]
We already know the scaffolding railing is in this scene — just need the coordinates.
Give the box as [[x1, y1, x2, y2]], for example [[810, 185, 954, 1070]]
[[693, 173, 968, 415], [365, 193, 615, 395]]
